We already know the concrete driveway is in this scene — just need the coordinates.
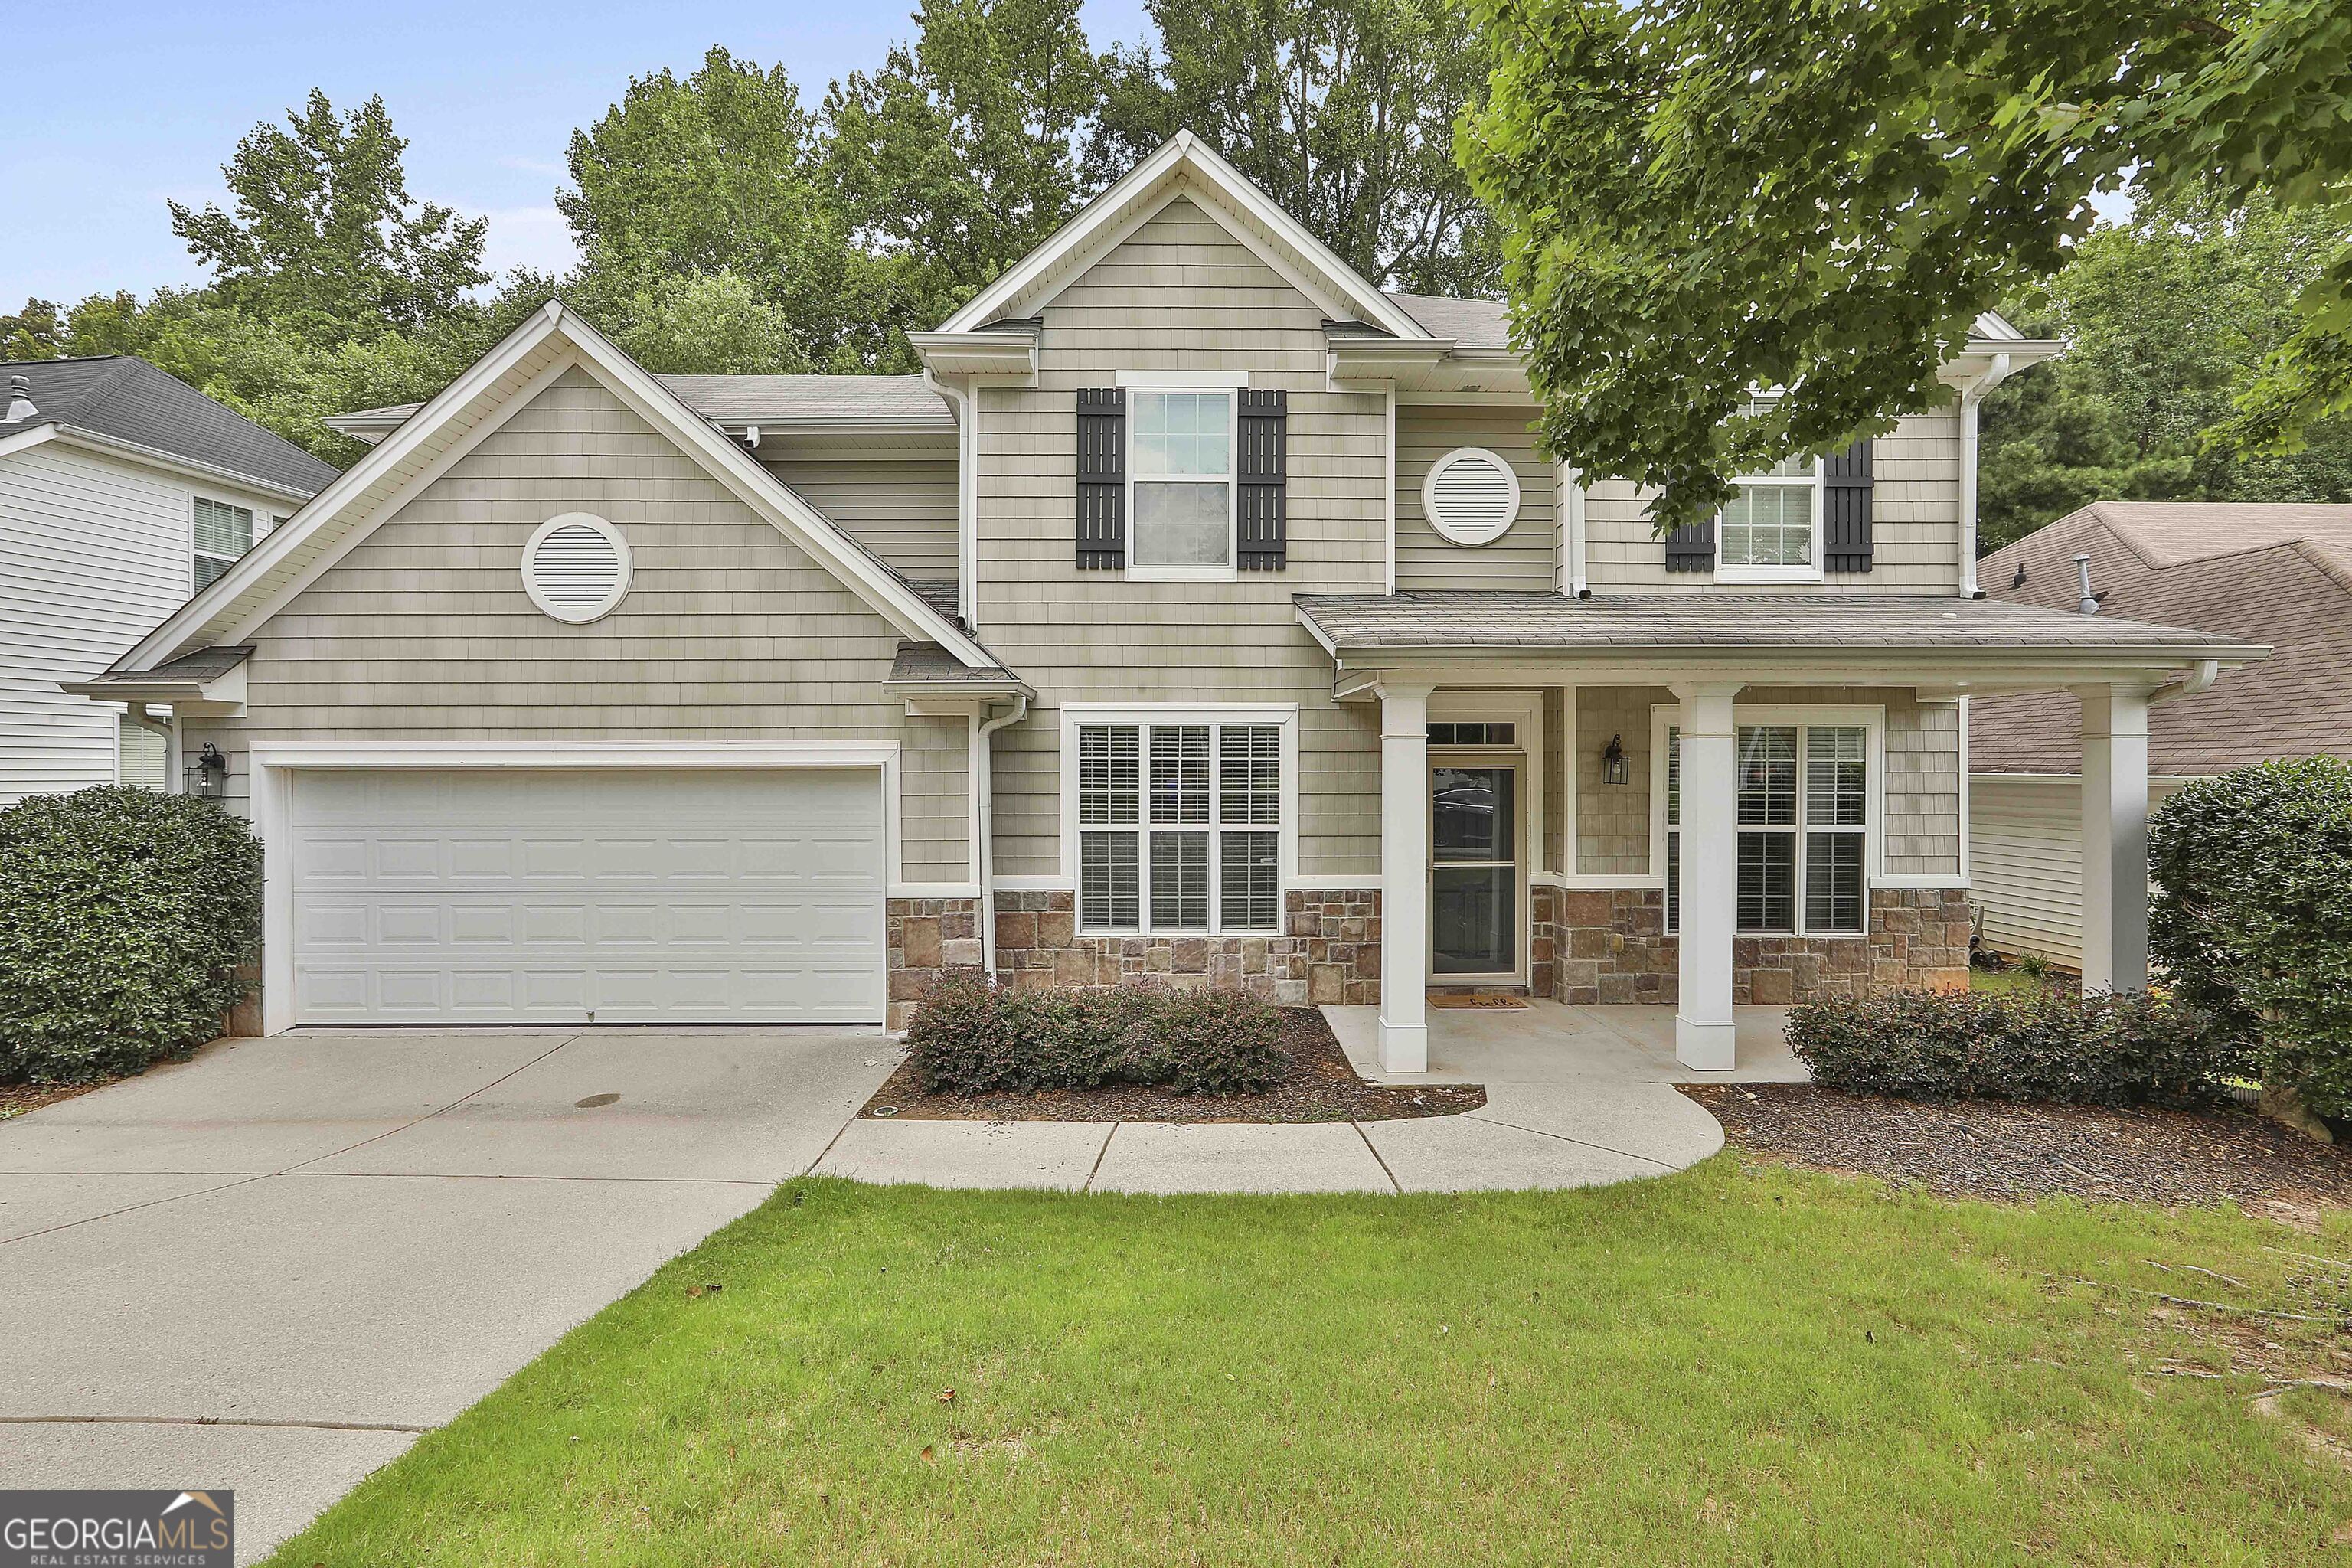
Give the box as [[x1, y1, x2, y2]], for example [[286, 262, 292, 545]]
[[0, 1026, 896, 1563]]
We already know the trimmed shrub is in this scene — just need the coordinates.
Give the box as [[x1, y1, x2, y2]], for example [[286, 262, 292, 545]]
[[1786, 987, 2243, 1108], [2149, 758, 2352, 1117], [0, 786, 263, 1083], [904, 973, 1289, 1096]]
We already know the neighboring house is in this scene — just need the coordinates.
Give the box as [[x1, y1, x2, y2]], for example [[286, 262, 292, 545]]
[[74, 133, 2259, 1072], [1, 358, 336, 801], [1970, 502, 2352, 969]]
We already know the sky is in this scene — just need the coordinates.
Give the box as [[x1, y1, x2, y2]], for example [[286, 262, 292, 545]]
[[0, 1, 1153, 309]]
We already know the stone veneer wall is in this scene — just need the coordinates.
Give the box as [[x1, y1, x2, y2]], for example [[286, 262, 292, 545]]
[[1530, 885, 1971, 1007], [987, 888, 1383, 1008], [885, 897, 985, 1031]]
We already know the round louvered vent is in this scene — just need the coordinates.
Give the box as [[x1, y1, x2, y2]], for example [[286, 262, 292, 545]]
[[521, 513, 632, 623], [1421, 447, 1523, 545]]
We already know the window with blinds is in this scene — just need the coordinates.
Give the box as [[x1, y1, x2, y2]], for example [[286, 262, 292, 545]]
[[1078, 720, 1282, 934], [193, 496, 253, 590], [1664, 720, 1870, 936]]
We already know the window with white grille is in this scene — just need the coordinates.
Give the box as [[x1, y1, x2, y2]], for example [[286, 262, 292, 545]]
[[521, 513, 632, 623], [1420, 447, 1521, 545], [193, 496, 253, 590], [1077, 719, 1283, 933], [1664, 717, 1871, 936]]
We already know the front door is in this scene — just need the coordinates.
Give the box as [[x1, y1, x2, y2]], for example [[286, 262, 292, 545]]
[[1431, 763, 1519, 977]]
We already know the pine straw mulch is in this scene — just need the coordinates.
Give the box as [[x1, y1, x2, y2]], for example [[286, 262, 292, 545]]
[[862, 1005, 1485, 1125], [1684, 1082, 2352, 1225]]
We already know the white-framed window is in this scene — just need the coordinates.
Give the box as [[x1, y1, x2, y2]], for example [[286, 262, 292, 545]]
[[1122, 371, 1244, 580], [193, 496, 253, 590], [1716, 400, 1821, 582], [1070, 710, 1289, 934], [1658, 710, 1876, 936]]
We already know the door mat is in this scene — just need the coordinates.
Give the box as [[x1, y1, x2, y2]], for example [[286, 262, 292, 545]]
[[1428, 993, 1530, 1010]]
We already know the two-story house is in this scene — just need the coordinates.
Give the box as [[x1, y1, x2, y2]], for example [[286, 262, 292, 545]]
[[2, 356, 336, 801], [77, 134, 2260, 1073]]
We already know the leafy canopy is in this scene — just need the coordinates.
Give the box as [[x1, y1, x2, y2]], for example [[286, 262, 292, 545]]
[[1461, 0, 2352, 533]]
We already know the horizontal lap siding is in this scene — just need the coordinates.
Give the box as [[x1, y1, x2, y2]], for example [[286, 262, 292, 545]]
[[763, 457, 957, 582], [190, 368, 971, 883], [977, 196, 1387, 879], [1395, 404, 1557, 591], [1969, 773, 2186, 970], [1583, 407, 1962, 593]]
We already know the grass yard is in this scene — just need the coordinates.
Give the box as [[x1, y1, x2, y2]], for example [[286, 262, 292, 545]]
[[1968, 963, 2070, 999], [270, 1158, 2352, 1566]]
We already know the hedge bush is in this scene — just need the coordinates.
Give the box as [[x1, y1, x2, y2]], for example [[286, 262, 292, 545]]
[[904, 972, 1289, 1096], [1785, 987, 2244, 1108], [0, 786, 263, 1083], [2149, 757, 2352, 1118]]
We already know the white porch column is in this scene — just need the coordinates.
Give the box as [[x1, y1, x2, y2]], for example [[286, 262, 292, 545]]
[[1377, 677, 1436, 1072], [1671, 681, 1743, 1070], [2077, 683, 2152, 993]]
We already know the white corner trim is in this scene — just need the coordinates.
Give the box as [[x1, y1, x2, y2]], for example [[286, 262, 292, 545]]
[[1383, 388, 1399, 594], [1563, 465, 1589, 596]]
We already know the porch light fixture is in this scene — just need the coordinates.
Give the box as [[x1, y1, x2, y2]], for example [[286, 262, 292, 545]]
[[185, 742, 228, 800], [1600, 733, 1629, 786]]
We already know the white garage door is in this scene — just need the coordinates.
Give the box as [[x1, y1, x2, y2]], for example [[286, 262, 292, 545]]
[[289, 768, 886, 1024]]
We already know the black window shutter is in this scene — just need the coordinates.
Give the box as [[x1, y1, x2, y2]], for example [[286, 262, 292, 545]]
[[1076, 387, 1125, 570], [1664, 518, 1715, 573], [1822, 438, 1874, 573], [1236, 388, 1288, 571]]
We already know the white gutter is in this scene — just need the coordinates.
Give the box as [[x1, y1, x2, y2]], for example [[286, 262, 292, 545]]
[[975, 694, 1031, 979], [2149, 657, 2222, 706], [1955, 351, 2014, 599]]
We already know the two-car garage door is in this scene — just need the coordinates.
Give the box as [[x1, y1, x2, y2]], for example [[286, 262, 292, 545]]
[[288, 768, 887, 1024]]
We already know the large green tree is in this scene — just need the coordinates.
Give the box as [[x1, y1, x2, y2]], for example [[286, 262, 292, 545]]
[[1979, 190, 2352, 550], [1461, 0, 2352, 532], [1093, 0, 1498, 295], [169, 90, 488, 342]]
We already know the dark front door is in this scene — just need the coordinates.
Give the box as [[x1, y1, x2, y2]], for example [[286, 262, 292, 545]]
[[1431, 763, 1517, 976]]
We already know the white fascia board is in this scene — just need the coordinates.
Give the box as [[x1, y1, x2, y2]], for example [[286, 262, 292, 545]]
[[939, 131, 1430, 342], [49, 428, 324, 505], [0, 423, 63, 462], [905, 331, 1039, 381], [118, 302, 572, 671]]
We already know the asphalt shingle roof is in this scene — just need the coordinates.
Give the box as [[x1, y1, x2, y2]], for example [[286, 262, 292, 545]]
[[1294, 592, 2253, 652], [339, 373, 952, 431], [2, 357, 338, 495], [1971, 502, 2352, 776]]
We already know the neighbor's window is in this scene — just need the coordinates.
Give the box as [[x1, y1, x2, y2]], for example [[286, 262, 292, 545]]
[[1079, 720, 1279, 933], [1129, 390, 1233, 572], [1665, 721, 1868, 935], [193, 496, 253, 589], [1718, 401, 1820, 573]]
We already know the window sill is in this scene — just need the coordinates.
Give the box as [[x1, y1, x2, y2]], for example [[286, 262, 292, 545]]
[[1713, 567, 1824, 585], [1123, 566, 1239, 583]]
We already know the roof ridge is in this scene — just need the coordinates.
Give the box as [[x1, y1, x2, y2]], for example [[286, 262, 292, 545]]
[[2292, 537, 2352, 597]]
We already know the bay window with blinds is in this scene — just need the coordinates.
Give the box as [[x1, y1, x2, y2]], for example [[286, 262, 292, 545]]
[[1662, 714, 1873, 936], [1076, 717, 1283, 935]]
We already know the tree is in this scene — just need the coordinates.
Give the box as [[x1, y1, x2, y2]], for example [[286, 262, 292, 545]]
[[169, 91, 488, 341], [825, 0, 1106, 335], [1979, 190, 2352, 550], [1093, 0, 1498, 295], [1460, 0, 2352, 533], [0, 299, 67, 361]]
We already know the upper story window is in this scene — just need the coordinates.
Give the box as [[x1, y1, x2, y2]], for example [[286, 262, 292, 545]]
[[193, 496, 253, 590], [1717, 400, 1821, 582], [1129, 388, 1235, 577]]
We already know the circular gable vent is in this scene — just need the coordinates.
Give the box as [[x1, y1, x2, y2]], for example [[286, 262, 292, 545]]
[[1422, 447, 1522, 545], [522, 514, 632, 623]]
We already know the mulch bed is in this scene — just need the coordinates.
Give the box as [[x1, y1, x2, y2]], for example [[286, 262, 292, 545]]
[[1686, 1083, 2352, 1219], [861, 1006, 1485, 1125], [0, 1080, 102, 1121]]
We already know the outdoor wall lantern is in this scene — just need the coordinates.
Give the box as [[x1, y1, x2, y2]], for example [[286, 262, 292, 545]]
[[1600, 734, 1629, 786], [185, 742, 228, 800]]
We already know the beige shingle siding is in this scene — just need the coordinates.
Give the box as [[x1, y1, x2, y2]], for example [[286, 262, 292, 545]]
[[974, 195, 1389, 880], [762, 457, 958, 582], [1394, 404, 1557, 591], [186, 367, 972, 883], [1575, 685, 1664, 874], [1583, 407, 1963, 593]]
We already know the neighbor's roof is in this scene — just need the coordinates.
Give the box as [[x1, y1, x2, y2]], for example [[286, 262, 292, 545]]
[[1, 356, 338, 496], [329, 373, 951, 438], [1972, 502, 2352, 776], [1294, 591, 2255, 652]]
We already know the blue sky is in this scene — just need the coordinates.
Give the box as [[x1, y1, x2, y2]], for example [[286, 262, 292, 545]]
[[1, 1, 1154, 309]]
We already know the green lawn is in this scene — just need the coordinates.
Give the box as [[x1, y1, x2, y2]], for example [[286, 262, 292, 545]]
[[270, 1160, 2352, 1566], [1968, 963, 2069, 998]]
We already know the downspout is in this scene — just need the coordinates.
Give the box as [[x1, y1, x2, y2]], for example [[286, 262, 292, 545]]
[[2148, 658, 2221, 707], [975, 694, 1030, 982], [1955, 352, 2013, 599], [127, 701, 178, 792], [924, 368, 977, 626], [1563, 463, 1590, 597]]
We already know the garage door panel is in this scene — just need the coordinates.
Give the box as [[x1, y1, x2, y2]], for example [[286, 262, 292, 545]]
[[290, 768, 887, 1024]]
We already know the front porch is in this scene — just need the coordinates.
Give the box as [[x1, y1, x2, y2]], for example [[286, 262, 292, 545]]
[[1325, 1000, 1807, 1084]]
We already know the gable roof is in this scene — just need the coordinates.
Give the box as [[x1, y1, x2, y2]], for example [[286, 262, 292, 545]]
[[1971, 502, 2352, 775], [1, 356, 337, 498], [938, 131, 1432, 341], [107, 302, 1001, 677], [325, 374, 952, 445]]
